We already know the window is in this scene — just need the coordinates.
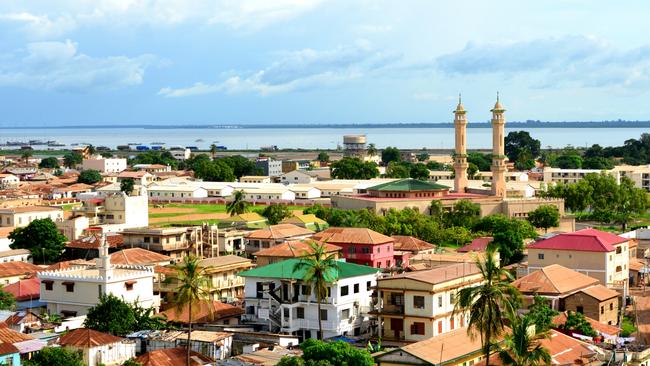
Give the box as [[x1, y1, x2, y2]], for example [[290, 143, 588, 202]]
[[64, 282, 75, 292], [302, 285, 311, 296], [125, 281, 135, 291], [538, 253, 544, 260], [390, 293, 404, 306], [410, 322, 425, 335], [577, 306, 584, 314], [610, 303, 614, 311], [341, 285, 349, 296], [450, 317, 455, 330], [320, 309, 328, 321], [438, 295, 443, 308], [342, 309, 350, 319], [413, 296, 424, 309], [601, 306, 604, 314], [297, 307, 305, 319], [44, 281, 53, 291], [437, 320, 443, 334], [450, 292, 455, 304], [616, 246, 622, 254], [616, 266, 622, 272], [367, 281, 372, 291], [354, 283, 359, 294], [348, 247, 356, 254]]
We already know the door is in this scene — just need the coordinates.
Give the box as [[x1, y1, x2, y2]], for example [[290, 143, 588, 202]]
[[390, 318, 404, 340]]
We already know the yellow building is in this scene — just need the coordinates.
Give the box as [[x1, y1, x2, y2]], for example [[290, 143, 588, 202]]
[[374, 262, 483, 343]]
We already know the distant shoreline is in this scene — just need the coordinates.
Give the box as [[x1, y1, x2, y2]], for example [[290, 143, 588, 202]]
[[1, 121, 650, 129]]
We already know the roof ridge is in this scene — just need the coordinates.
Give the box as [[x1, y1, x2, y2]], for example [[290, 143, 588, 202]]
[[541, 265, 562, 293]]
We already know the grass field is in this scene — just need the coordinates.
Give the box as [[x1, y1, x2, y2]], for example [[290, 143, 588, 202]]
[[148, 203, 308, 226]]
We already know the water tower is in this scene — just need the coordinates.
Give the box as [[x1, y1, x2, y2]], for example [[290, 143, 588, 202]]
[[343, 135, 367, 158]]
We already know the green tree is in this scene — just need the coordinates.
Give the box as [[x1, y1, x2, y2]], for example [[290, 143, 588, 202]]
[[221, 155, 262, 178], [293, 242, 339, 340], [25, 347, 84, 366], [527, 205, 560, 233], [505, 131, 541, 163], [83, 294, 137, 336], [78, 169, 102, 184], [226, 190, 249, 216], [122, 360, 143, 366], [63, 152, 83, 168], [39, 157, 59, 169], [317, 151, 330, 163], [385, 162, 410, 178], [167, 255, 211, 366], [442, 226, 473, 246], [120, 178, 135, 194], [429, 200, 444, 222], [426, 161, 446, 170], [193, 159, 236, 182], [417, 152, 429, 162], [0, 285, 16, 310], [561, 311, 597, 337], [524, 295, 558, 332], [381, 146, 401, 165], [9, 218, 67, 264], [303, 338, 374, 366], [582, 156, 614, 169], [331, 157, 379, 179], [498, 315, 551, 366], [467, 152, 492, 171], [555, 153, 582, 169], [260, 204, 293, 225], [467, 162, 479, 179], [21, 151, 33, 165], [367, 143, 377, 157], [409, 163, 430, 180], [132, 302, 166, 331], [445, 199, 481, 228], [210, 144, 218, 160], [454, 248, 521, 366]]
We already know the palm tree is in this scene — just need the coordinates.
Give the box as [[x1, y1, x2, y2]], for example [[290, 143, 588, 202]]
[[226, 190, 249, 216], [293, 241, 339, 340], [498, 315, 551, 366], [21, 151, 32, 165], [210, 144, 217, 160], [454, 248, 520, 366], [367, 143, 377, 157], [167, 255, 211, 366]]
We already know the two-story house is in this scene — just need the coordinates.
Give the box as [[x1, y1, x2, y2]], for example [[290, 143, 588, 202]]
[[240, 259, 379, 340], [312, 227, 395, 269], [0, 206, 63, 228], [254, 240, 341, 266], [525, 229, 630, 294], [374, 262, 483, 342], [38, 236, 159, 318], [121, 227, 196, 258], [244, 224, 314, 254]]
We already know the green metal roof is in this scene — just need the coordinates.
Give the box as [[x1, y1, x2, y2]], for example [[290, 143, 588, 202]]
[[239, 258, 379, 280], [368, 178, 449, 192]]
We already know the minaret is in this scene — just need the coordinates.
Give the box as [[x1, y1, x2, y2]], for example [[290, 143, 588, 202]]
[[453, 94, 468, 193], [96, 234, 113, 280], [490, 93, 507, 197]]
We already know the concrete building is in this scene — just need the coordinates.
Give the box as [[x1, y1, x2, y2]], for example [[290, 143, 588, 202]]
[[38, 236, 159, 318], [132, 164, 172, 173], [0, 249, 32, 263], [170, 148, 191, 161], [147, 185, 208, 199], [312, 227, 395, 269], [453, 96, 469, 193], [543, 165, 650, 191], [240, 176, 272, 183], [240, 259, 379, 340], [58, 328, 136, 366], [199, 255, 252, 301], [121, 227, 196, 259], [0, 174, 19, 189], [245, 224, 314, 254], [374, 263, 482, 342], [524, 229, 630, 292], [280, 170, 318, 184], [117, 171, 155, 186], [0, 206, 63, 228], [255, 158, 283, 177], [73, 190, 149, 229], [254, 240, 341, 266], [0, 261, 41, 285], [343, 135, 367, 158], [513, 264, 619, 325], [81, 157, 128, 173], [241, 187, 296, 201]]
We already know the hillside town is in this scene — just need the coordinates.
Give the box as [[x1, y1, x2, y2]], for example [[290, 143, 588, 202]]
[[0, 98, 649, 366]]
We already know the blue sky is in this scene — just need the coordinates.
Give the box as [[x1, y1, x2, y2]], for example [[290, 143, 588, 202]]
[[1, 0, 650, 126]]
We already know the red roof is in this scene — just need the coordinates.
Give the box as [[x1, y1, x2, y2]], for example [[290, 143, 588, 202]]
[[457, 237, 493, 253], [3, 277, 40, 301], [136, 347, 214, 366], [0, 342, 19, 356], [527, 229, 627, 252], [160, 300, 243, 324], [66, 232, 123, 249], [58, 328, 123, 347]]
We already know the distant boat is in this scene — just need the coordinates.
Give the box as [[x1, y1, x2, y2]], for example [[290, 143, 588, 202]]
[[48, 142, 66, 147], [29, 139, 46, 145], [195, 139, 204, 142], [151, 142, 165, 145], [128, 142, 142, 145]]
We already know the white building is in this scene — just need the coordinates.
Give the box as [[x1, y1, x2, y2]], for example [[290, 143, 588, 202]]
[[38, 236, 159, 318], [117, 171, 155, 186], [280, 170, 318, 184], [242, 187, 296, 201], [240, 259, 379, 340], [81, 157, 128, 173], [289, 185, 321, 199], [148, 185, 208, 199], [0, 206, 63, 228], [73, 189, 149, 229], [170, 148, 191, 161], [58, 328, 136, 366], [0, 249, 32, 263], [0, 174, 20, 189]]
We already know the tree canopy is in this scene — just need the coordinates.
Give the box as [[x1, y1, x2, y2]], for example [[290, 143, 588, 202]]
[[120, 178, 135, 194], [9, 218, 67, 264], [505, 131, 540, 170], [277, 339, 374, 366], [0, 285, 16, 310], [330, 157, 379, 179], [527, 205, 560, 233], [78, 170, 102, 184], [259, 204, 293, 225], [523, 295, 558, 332], [63, 152, 82, 168], [38, 157, 59, 169], [129, 151, 178, 169], [317, 151, 330, 163], [25, 347, 84, 366], [381, 146, 401, 165]]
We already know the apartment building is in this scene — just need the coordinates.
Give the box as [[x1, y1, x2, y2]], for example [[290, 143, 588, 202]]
[[81, 157, 127, 173], [0, 174, 19, 189], [312, 227, 395, 269], [374, 262, 483, 342], [255, 158, 283, 177], [72, 191, 148, 229], [240, 259, 379, 340], [121, 227, 195, 258], [199, 255, 253, 301], [0, 206, 63, 228], [543, 165, 650, 191], [245, 224, 314, 254], [254, 240, 341, 266]]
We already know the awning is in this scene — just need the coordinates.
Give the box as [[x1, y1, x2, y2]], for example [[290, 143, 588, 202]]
[[13, 339, 47, 354]]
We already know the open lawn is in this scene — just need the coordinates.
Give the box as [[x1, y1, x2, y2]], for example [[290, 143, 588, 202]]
[[149, 203, 308, 226]]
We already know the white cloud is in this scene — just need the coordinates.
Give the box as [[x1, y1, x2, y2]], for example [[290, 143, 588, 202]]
[[436, 35, 650, 89], [0, 40, 156, 92], [0, 12, 76, 39], [159, 42, 399, 97]]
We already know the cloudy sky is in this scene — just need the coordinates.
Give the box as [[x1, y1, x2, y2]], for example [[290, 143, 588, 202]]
[[1, 0, 649, 126]]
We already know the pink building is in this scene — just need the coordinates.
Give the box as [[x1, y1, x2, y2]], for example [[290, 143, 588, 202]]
[[312, 227, 395, 269]]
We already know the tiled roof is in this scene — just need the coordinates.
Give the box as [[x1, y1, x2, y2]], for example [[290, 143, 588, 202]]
[[312, 227, 393, 245], [0, 262, 42, 278], [3, 277, 40, 301], [579, 284, 619, 301], [245, 224, 313, 240], [0, 324, 34, 343], [136, 347, 214, 366], [630, 258, 645, 272], [118, 171, 150, 178], [110, 248, 172, 265], [0, 206, 61, 213], [254, 240, 341, 258], [160, 301, 243, 324], [527, 229, 627, 252], [0, 249, 30, 259], [397, 327, 485, 364], [239, 258, 378, 280], [58, 328, 124, 347], [381, 262, 480, 285], [512, 265, 599, 295], [0, 342, 19, 356], [392, 236, 436, 252], [457, 237, 493, 253], [66, 232, 124, 249], [44, 259, 94, 271], [552, 311, 620, 336], [368, 178, 449, 191], [198, 255, 252, 268], [280, 214, 327, 225], [221, 212, 266, 223]]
